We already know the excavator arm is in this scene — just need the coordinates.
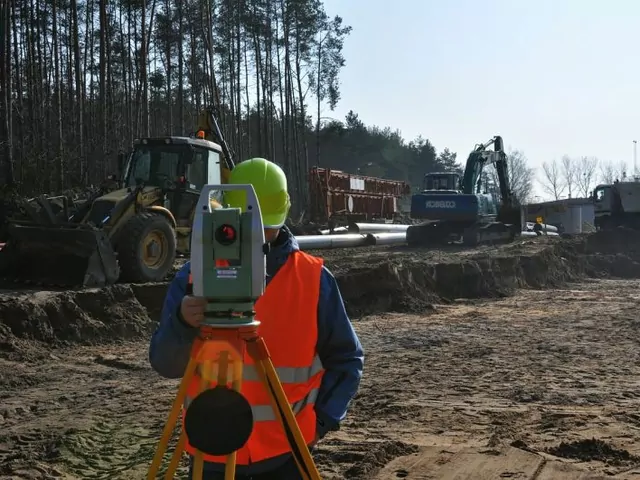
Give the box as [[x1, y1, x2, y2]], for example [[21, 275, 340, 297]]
[[460, 136, 501, 193], [493, 147, 516, 208], [460, 135, 516, 206]]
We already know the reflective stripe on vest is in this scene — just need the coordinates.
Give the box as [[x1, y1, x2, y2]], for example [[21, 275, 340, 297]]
[[182, 251, 325, 465], [184, 386, 320, 422], [193, 353, 324, 384]]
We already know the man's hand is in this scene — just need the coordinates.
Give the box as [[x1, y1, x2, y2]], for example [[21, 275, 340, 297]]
[[180, 295, 208, 328]]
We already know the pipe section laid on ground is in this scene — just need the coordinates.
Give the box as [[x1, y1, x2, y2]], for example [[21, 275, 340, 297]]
[[297, 232, 407, 250], [348, 222, 411, 234], [298, 229, 559, 250], [296, 234, 370, 249], [521, 230, 559, 237], [525, 222, 559, 233], [365, 232, 408, 245], [318, 226, 348, 235]]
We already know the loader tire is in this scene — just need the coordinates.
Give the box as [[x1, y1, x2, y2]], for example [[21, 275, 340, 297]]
[[116, 212, 176, 283]]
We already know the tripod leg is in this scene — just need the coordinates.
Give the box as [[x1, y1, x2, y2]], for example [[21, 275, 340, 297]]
[[148, 351, 203, 480], [257, 356, 321, 480], [164, 432, 186, 479], [192, 359, 215, 480], [192, 458, 204, 480], [223, 357, 244, 480], [252, 359, 311, 480], [244, 334, 321, 480]]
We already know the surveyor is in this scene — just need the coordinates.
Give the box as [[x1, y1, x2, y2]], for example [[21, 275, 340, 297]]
[[149, 157, 364, 480]]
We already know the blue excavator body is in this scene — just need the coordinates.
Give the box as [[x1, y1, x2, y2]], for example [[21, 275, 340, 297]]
[[406, 136, 523, 246]]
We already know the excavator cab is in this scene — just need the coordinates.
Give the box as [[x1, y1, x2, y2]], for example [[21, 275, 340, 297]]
[[423, 172, 460, 193]]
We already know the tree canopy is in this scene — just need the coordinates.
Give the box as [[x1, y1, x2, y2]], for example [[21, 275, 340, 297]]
[[0, 0, 467, 218]]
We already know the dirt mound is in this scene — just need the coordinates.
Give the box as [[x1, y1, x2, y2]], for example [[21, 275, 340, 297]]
[[343, 441, 419, 479], [331, 228, 640, 317], [314, 439, 419, 480], [2, 228, 640, 352], [546, 438, 639, 465], [334, 240, 582, 317], [0, 284, 166, 358]]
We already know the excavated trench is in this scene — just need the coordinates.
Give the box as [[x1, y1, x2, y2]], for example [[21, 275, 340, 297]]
[[1, 228, 639, 355]]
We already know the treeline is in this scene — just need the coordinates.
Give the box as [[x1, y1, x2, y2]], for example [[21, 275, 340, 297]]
[[0, 0, 460, 218], [538, 156, 631, 201]]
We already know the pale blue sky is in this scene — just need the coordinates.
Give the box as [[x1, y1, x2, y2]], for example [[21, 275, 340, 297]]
[[321, 0, 640, 198]]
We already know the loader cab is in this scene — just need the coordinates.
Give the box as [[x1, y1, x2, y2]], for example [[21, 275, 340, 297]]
[[125, 136, 223, 233], [125, 137, 222, 190], [423, 172, 460, 193]]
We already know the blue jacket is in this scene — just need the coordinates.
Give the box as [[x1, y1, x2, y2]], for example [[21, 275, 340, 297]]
[[149, 226, 364, 475]]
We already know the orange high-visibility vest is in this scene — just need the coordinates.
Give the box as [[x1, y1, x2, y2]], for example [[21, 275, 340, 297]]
[[182, 251, 325, 464]]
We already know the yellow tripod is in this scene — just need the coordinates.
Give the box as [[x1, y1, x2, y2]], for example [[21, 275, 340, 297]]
[[147, 321, 322, 480]]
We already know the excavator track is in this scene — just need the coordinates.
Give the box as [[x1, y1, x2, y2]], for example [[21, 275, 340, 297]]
[[406, 220, 518, 248]]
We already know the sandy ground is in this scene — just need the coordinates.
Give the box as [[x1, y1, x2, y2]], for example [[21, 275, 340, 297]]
[[3, 273, 640, 479]]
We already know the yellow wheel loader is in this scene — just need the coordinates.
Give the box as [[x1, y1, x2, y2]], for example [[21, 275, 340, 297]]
[[0, 109, 235, 288]]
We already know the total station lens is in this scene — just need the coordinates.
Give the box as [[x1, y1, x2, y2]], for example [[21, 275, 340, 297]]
[[215, 224, 237, 246]]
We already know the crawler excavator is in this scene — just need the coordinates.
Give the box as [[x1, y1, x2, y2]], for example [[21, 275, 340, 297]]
[[0, 109, 235, 287], [406, 135, 523, 246]]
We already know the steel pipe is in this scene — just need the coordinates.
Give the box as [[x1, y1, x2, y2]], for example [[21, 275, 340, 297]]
[[296, 234, 371, 250], [318, 226, 348, 235], [348, 222, 410, 234], [521, 230, 559, 237], [365, 232, 408, 245], [525, 222, 559, 233], [297, 228, 559, 250], [297, 232, 408, 250]]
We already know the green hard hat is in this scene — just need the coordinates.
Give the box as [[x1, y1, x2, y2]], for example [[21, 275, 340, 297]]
[[224, 158, 291, 228]]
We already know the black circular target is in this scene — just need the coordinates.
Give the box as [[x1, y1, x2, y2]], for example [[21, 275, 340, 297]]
[[184, 386, 254, 456]]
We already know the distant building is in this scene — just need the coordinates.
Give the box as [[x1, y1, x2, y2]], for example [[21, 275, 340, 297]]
[[524, 198, 594, 234]]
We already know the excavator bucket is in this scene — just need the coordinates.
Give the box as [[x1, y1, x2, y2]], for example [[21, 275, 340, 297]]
[[0, 221, 120, 287]]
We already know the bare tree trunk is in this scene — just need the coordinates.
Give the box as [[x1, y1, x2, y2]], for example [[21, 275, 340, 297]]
[[243, 33, 251, 153], [250, 9, 263, 154], [0, 0, 14, 185], [177, 0, 184, 134], [235, 0, 242, 160], [52, 0, 63, 191], [295, 27, 310, 213], [140, 0, 149, 136], [71, 0, 84, 183], [164, 0, 172, 134], [315, 36, 322, 167], [99, 0, 107, 182]]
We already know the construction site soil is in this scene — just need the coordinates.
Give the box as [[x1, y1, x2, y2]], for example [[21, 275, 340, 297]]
[[2, 228, 640, 478]]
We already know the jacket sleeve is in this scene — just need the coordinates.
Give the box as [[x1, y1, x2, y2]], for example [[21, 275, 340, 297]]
[[149, 262, 199, 379], [314, 265, 364, 438]]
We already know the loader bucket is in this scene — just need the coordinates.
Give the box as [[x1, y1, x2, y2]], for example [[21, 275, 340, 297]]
[[0, 221, 120, 288]]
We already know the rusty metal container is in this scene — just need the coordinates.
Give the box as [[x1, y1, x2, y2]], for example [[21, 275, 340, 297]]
[[308, 167, 411, 224]]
